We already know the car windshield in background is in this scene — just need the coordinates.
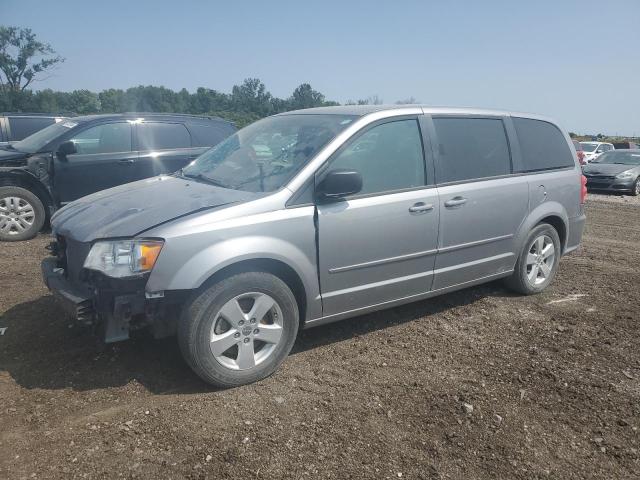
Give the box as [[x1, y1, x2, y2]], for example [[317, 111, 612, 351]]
[[592, 151, 640, 165], [182, 114, 356, 192], [12, 120, 78, 153], [580, 142, 599, 152]]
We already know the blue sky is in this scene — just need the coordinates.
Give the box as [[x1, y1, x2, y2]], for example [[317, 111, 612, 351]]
[[2, 0, 639, 135]]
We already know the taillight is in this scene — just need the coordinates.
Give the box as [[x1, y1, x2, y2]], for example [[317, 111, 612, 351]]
[[577, 151, 585, 165], [580, 175, 587, 204]]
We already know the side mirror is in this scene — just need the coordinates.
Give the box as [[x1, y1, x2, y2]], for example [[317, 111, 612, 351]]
[[58, 141, 77, 157], [317, 169, 363, 199]]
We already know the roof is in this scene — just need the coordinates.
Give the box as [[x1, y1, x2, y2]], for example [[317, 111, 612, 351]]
[[276, 104, 559, 124], [67, 113, 233, 125]]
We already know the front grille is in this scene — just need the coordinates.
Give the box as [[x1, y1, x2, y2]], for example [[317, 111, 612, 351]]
[[585, 173, 616, 180]]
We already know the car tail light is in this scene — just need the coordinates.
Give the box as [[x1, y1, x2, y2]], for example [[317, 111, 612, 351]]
[[577, 150, 586, 165], [580, 175, 587, 204]]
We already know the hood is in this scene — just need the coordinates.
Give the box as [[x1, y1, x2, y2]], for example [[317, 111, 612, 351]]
[[0, 148, 29, 167], [583, 163, 639, 176], [52, 175, 261, 242]]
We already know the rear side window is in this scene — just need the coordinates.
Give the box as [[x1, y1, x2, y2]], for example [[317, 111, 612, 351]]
[[433, 117, 511, 183], [513, 118, 574, 171], [9, 117, 56, 141], [137, 122, 191, 150], [188, 122, 235, 147]]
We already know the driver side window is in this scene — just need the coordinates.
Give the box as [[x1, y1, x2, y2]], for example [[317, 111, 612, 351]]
[[328, 119, 425, 196], [70, 123, 132, 155]]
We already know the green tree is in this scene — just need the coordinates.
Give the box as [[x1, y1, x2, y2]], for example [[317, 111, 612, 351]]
[[0, 26, 64, 93], [231, 78, 272, 116], [288, 83, 325, 110]]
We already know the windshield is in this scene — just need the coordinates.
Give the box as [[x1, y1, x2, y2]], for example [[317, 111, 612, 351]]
[[182, 114, 357, 192], [12, 120, 78, 153], [592, 151, 640, 165], [580, 142, 599, 153]]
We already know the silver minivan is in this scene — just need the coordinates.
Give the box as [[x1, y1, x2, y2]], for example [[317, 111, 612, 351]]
[[42, 106, 587, 387]]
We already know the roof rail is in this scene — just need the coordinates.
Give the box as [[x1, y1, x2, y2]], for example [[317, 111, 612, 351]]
[[0, 112, 75, 117], [121, 112, 231, 122]]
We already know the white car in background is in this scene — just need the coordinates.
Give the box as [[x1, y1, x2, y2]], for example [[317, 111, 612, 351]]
[[580, 141, 614, 163]]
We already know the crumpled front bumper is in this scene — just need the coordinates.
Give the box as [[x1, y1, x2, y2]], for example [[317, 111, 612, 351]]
[[41, 257, 94, 323], [41, 257, 146, 343]]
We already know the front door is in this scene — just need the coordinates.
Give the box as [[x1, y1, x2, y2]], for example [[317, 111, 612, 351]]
[[53, 122, 135, 203], [317, 117, 440, 318], [428, 116, 529, 290]]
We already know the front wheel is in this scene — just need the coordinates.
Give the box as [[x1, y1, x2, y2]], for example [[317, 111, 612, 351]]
[[178, 271, 299, 388], [504, 223, 561, 295], [0, 186, 46, 242], [631, 177, 640, 197]]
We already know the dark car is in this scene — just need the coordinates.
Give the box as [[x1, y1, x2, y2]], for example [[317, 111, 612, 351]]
[[612, 141, 639, 149], [0, 113, 236, 241], [582, 149, 640, 196], [0, 113, 67, 145]]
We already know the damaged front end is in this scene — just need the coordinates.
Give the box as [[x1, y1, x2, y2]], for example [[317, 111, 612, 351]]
[[42, 235, 181, 343]]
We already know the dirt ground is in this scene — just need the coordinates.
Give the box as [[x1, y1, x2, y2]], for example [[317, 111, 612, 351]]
[[1, 197, 639, 480]]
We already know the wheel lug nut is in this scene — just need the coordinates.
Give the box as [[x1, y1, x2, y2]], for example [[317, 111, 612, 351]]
[[253, 329, 259, 334], [234, 332, 240, 338], [238, 320, 245, 326], [250, 318, 256, 324], [243, 338, 250, 343]]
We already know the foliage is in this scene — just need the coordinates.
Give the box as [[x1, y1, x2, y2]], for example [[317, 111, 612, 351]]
[[0, 79, 342, 128], [0, 26, 64, 93]]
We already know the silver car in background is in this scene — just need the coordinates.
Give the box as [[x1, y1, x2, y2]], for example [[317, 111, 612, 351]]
[[42, 106, 587, 387]]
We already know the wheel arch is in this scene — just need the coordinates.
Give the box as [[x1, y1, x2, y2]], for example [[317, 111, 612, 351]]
[[199, 258, 308, 327], [517, 202, 569, 254], [0, 170, 54, 220]]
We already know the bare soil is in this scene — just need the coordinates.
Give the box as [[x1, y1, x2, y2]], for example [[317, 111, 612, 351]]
[[1, 198, 639, 479]]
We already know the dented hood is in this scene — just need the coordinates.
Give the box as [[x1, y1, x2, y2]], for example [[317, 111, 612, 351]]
[[51, 175, 260, 242]]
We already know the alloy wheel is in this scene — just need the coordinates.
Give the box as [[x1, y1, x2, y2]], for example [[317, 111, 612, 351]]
[[0, 196, 35, 236], [209, 292, 284, 371], [526, 234, 556, 286]]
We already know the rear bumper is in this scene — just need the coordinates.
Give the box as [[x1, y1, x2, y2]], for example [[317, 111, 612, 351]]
[[564, 212, 586, 255]]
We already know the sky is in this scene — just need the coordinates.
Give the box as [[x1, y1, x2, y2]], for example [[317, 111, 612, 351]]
[[2, 0, 639, 135]]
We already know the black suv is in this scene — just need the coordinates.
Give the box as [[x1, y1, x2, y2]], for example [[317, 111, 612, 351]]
[[0, 113, 67, 145], [0, 113, 236, 241]]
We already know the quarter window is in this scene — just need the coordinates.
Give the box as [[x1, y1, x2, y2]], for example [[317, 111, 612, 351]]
[[513, 117, 574, 171], [328, 119, 425, 195], [137, 122, 191, 150], [433, 117, 511, 183], [70, 123, 132, 154]]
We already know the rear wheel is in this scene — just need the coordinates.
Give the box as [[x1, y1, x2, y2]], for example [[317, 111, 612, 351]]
[[504, 223, 561, 295], [632, 177, 640, 197], [0, 186, 46, 242], [178, 271, 299, 387]]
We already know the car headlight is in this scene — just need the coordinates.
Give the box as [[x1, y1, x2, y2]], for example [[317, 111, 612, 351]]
[[616, 170, 635, 179], [84, 239, 164, 278]]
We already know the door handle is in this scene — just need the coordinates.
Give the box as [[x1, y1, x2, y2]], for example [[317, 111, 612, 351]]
[[409, 202, 434, 213], [118, 159, 135, 165], [444, 197, 467, 207]]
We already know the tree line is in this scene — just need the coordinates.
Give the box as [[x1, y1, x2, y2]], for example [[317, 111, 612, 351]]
[[0, 80, 344, 127]]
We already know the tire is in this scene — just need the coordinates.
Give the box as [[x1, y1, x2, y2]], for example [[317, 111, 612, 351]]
[[0, 186, 46, 242], [504, 223, 561, 295], [178, 271, 299, 388], [631, 177, 640, 197]]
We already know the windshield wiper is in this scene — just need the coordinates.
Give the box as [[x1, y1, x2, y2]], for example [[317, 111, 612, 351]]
[[182, 171, 235, 189]]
